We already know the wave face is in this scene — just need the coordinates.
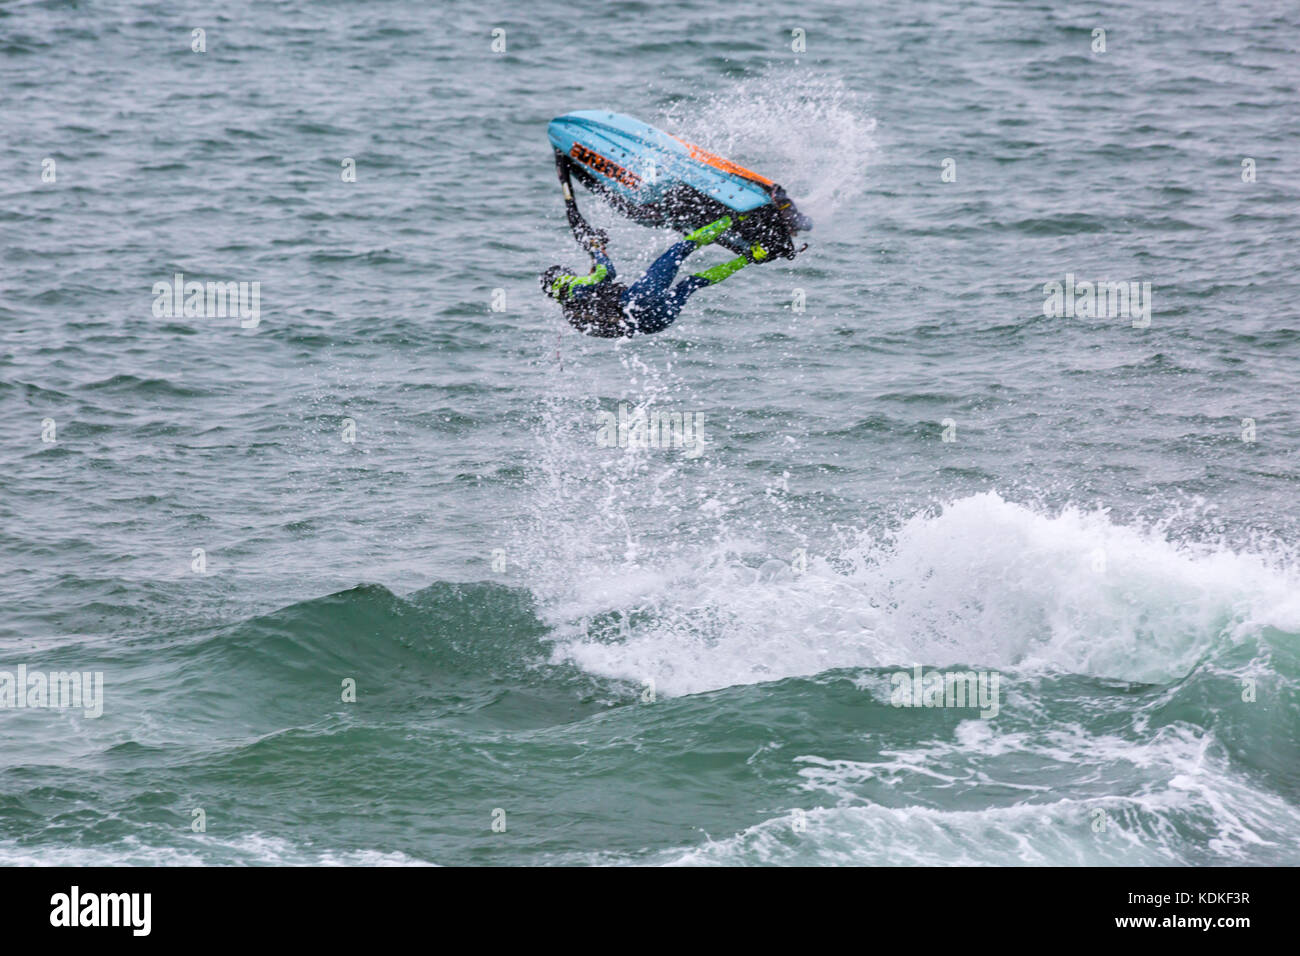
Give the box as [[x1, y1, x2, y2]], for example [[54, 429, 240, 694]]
[[1, 515, 1295, 866], [2, 0, 1299, 865]]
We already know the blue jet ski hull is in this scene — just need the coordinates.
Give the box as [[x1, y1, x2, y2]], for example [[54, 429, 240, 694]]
[[547, 110, 811, 260]]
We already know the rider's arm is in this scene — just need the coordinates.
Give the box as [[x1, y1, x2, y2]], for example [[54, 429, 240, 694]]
[[587, 244, 616, 281], [555, 243, 615, 300]]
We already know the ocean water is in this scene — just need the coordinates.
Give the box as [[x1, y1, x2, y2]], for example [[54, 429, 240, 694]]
[[1, 0, 1298, 866]]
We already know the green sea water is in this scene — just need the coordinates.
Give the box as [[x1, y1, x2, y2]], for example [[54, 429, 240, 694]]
[[1, 0, 1297, 865]]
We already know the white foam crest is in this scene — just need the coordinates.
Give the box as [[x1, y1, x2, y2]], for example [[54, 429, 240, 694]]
[[842, 492, 1299, 682], [663, 722, 1300, 866], [0, 833, 436, 867], [545, 492, 1298, 696]]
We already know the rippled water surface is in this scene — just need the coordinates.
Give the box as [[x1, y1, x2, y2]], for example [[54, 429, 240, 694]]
[[1, 0, 1297, 865]]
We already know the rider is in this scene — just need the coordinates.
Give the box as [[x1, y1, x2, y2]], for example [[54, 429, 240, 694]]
[[540, 215, 768, 338]]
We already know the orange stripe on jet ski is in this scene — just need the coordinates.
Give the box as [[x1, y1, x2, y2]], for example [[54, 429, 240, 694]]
[[671, 136, 775, 187]]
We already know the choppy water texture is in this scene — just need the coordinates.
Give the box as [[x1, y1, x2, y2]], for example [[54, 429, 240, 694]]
[[1, 0, 1298, 865]]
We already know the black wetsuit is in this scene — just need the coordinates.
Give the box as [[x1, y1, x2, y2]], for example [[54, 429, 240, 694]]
[[550, 243, 713, 338]]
